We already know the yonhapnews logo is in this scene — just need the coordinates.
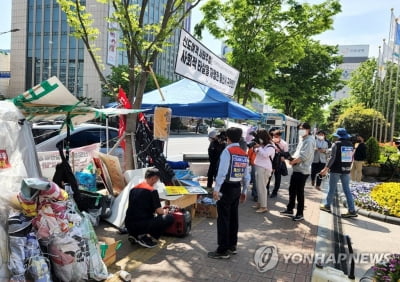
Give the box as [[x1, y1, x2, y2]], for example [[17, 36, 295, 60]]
[[254, 244, 279, 272]]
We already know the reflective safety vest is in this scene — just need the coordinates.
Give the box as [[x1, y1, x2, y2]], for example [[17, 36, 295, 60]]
[[225, 146, 248, 183]]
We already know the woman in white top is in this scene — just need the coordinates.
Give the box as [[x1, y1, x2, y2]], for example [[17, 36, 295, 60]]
[[252, 129, 275, 213]]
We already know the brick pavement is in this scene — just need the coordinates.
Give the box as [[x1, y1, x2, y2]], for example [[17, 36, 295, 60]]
[[99, 172, 324, 282]]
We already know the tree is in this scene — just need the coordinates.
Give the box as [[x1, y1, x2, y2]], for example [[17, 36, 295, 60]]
[[265, 40, 343, 121], [325, 98, 351, 133], [194, 0, 341, 107], [347, 58, 376, 108], [335, 103, 386, 140], [102, 65, 172, 98], [348, 58, 400, 141], [58, 0, 201, 169]]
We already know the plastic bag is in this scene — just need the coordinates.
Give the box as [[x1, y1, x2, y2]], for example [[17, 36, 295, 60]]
[[48, 233, 88, 282], [75, 172, 97, 192], [80, 212, 108, 281]]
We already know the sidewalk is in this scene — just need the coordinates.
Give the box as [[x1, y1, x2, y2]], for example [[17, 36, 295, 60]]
[[98, 172, 323, 281], [98, 172, 400, 281]]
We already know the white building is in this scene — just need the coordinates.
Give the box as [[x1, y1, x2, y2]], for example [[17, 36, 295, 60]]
[[332, 44, 369, 100]]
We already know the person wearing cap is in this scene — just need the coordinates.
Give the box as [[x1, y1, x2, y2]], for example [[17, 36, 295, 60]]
[[207, 130, 226, 188], [280, 122, 315, 221], [319, 128, 358, 218], [310, 130, 329, 191]]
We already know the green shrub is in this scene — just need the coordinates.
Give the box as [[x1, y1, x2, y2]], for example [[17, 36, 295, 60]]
[[212, 119, 225, 128], [365, 137, 380, 164]]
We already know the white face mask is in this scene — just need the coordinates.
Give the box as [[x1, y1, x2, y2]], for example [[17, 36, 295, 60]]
[[317, 136, 324, 140], [298, 129, 307, 137]]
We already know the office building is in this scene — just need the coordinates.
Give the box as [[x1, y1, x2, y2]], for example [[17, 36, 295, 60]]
[[9, 0, 187, 105], [332, 44, 369, 100]]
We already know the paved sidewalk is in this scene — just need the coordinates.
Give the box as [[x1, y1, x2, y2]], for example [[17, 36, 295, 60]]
[[99, 173, 324, 282]]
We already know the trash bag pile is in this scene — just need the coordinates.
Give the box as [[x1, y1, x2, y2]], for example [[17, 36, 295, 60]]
[[3, 178, 108, 282]]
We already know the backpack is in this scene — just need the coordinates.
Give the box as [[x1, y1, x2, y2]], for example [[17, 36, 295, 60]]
[[266, 144, 281, 170]]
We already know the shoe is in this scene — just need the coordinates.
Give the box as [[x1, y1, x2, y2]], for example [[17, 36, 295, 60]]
[[269, 192, 277, 198], [320, 205, 332, 213], [228, 247, 237, 255], [311, 181, 315, 186], [256, 208, 268, 213], [341, 212, 358, 218], [207, 250, 230, 259], [252, 204, 261, 209], [118, 227, 128, 234], [280, 209, 293, 217], [137, 235, 157, 248], [128, 235, 138, 244], [293, 215, 304, 221], [315, 186, 321, 191]]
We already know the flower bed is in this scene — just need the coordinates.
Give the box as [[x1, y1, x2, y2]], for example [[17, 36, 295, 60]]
[[373, 253, 400, 282], [351, 182, 400, 217]]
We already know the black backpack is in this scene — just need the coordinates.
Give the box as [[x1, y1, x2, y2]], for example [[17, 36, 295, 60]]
[[266, 144, 281, 170]]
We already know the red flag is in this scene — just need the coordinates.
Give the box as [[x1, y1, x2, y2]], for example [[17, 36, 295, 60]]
[[118, 87, 131, 149]]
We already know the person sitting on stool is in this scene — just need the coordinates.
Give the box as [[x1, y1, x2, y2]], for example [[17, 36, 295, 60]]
[[125, 168, 174, 248]]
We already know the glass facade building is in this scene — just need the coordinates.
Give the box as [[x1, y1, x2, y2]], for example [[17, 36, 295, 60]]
[[10, 0, 189, 105]]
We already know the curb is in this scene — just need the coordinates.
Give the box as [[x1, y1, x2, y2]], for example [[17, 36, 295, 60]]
[[339, 194, 400, 225]]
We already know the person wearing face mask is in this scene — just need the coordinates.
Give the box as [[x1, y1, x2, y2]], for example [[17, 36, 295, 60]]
[[280, 123, 316, 221], [310, 130, 329, 191], [268, 130, 289, 198], [251, 129, 275, 213], [319, 128, 357, 218], [350, 135, 366, 182], [207, 130, 226, 189]]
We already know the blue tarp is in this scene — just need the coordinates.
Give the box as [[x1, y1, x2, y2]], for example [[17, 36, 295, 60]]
[[139, 79, 261, 120]]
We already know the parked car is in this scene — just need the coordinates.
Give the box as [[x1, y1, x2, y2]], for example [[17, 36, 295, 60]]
[[33, 123, 124, 162]]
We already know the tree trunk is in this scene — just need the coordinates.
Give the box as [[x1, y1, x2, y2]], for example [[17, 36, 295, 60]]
[[124, 70, 150, 170]]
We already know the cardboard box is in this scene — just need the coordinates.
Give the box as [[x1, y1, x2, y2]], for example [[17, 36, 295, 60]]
[[195, 203, 218, 218], [98, 236, 122, 266]]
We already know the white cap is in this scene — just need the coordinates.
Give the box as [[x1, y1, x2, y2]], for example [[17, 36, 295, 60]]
[[208, 130, 218, 138]]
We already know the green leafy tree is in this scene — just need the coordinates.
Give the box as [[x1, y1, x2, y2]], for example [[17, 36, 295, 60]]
[[325, 98, 351, 133], [194, 0, 341, 107], [58, 0, 200, 169], [266, 41, 343, 121], [348, 58, 400, 141], [102, 65, 172, 98], [347, 58, 376, 108], [335, 103, 386, 140]]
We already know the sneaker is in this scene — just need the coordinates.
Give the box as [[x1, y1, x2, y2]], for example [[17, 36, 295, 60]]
[[280, 209, 293, 217], [293, 215, 304, 221], [137, 235, 157, 248], [207, 250, 230, 259], [128, 235, 138, 244], [341, 212, 358, 218], [320, 205, 332, 213], [269, 192, 277, 198], [228, 247, 237, 255]]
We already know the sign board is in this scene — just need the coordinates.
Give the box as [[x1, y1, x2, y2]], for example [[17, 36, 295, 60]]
[[175, 29, 240, 97], [338, 45, 369, 58]]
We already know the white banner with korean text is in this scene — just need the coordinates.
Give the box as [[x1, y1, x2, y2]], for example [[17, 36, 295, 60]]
[[175, 29, 240, 97], [37, 143, 100, 179]]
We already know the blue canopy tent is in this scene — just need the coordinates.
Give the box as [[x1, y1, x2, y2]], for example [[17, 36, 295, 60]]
[[139, 79, 261, 120]]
